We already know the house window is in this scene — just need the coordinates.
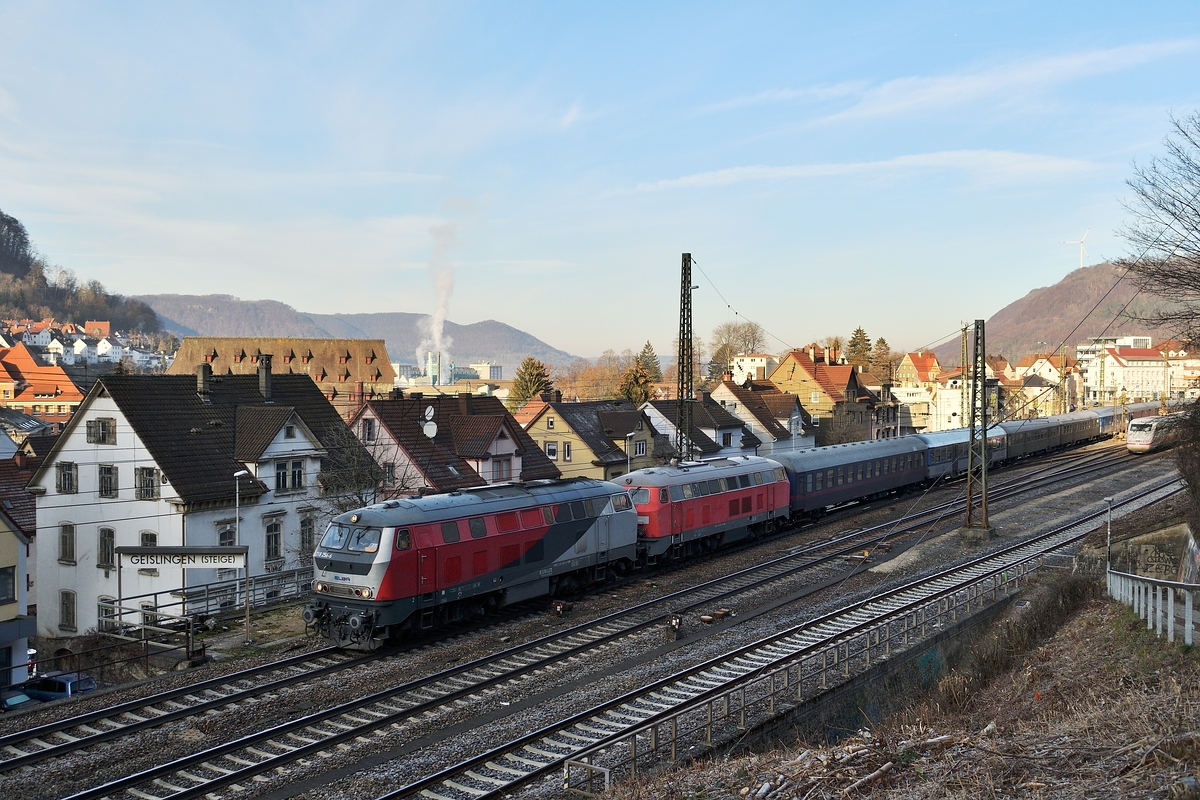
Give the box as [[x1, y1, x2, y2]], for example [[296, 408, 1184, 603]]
[[218, 526, 235, 548], [285, 425, 296, 439], [0, 566, 14, 604], [811, 392, 820, 405], [140, 531, 158, 547], [59, 590, 77, 632], [300, 516, 316, 554], [56, 462, 77, 494], [562, 442, 572, 462], [98, 464, 118, 498], [265, 519, 282, 561], [545, 441, 558, 460], [547, 417, 555, 430], [97, 597, 116, 631], [362, 418, 376, 443], [98, 527, 115, 568], [86, 417, 116, 444], [59, 523, 76, 564], [135, 467, 159, 500], [276, 460, 305, 492], [384, 462, 396, 486], [635, 440, 647, 456], [492, 458, 512, 481]]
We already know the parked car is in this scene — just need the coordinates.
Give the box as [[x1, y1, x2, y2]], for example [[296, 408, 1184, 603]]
[[21, 671, 97, 702], [1, 688, 43, 712]]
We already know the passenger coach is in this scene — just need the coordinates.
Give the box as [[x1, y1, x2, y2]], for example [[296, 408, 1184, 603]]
[[770, 437, 926, 515]]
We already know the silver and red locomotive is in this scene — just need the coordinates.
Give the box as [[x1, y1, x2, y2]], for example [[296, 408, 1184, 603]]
[[303, 478, 637, 649]]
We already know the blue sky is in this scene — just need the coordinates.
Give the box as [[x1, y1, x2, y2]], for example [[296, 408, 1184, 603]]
[[2, 2, 1198, 362]]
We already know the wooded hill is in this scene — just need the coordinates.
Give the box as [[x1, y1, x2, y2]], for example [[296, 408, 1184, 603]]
[[934, 261, 1176, 365], [0, 209, 160, 334]]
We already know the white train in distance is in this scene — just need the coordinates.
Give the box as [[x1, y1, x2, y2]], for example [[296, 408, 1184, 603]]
[[1126, 412, 1185, 454]]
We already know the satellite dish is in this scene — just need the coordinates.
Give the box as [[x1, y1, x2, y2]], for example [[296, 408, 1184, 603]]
[[425, 406, 435, 421], [423, 421, 438, 439]]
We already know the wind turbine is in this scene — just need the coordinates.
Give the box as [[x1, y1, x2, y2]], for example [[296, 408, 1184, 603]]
[[1062, 227, 1090, 271]]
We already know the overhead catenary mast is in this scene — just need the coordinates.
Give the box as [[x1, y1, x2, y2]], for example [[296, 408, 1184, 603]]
[[676, 253, 696, 461]]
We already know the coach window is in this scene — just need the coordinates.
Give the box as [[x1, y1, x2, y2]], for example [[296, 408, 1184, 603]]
[[395, 528, 412, 551], [469, 517, 487, 539], [805, 474, 813, 492], [816, 471, 823, 490], [857, 464, 864, 481], [837, 467, 844, 485], [441, 521, 461, 543]]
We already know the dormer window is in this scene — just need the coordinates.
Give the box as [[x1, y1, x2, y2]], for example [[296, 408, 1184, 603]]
[[285, 425, 296, 439]]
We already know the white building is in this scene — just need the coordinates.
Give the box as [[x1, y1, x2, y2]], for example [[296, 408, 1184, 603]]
[[28, 362, 365, 639], [1078, 346, 1169, 405], [469, 362, 503, 381], [729, 354, 779, 384]]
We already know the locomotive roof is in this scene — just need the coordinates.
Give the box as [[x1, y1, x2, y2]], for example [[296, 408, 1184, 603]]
[[615, 455, 779, 487], [769, 436, 924, 472], [332, 477, 623, 527]]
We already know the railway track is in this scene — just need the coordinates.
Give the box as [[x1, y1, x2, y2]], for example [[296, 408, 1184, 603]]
[[53, 446, 1159, 800], [387, 476, 1186, 800]]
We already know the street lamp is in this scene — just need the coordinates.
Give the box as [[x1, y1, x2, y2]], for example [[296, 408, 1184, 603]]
[[625, 432, 635, 476], [1104, 496, 1114, 593], [234, 469, 251, 645]]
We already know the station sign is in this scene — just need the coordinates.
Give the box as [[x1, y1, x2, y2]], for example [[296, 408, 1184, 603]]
[[115, 545, 248, 569]]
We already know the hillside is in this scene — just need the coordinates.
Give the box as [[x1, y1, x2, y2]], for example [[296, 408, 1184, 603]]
[[137, 293, 578, 369], [934, 262, 1176, 365]]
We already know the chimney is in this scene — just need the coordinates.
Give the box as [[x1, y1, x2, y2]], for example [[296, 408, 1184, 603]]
[[554, 390, 562, 403], [13, 451, 26, 470], [458, 392, 471, 415], [196, 363, 212, 397], [410, 392, 423, 400], [700, 390, 711, 404], [258, 354, 273, 401], [389, 387, 403, 400], [354, 380, 364, 403], [723, 371, 733, 381]]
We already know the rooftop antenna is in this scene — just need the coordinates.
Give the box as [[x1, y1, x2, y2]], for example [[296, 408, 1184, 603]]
[[1062, 227, 1090, 271]]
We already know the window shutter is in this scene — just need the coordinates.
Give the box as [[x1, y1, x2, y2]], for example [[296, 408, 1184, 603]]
[[86, 419, 96, 442], [111, 465, 119, 496]]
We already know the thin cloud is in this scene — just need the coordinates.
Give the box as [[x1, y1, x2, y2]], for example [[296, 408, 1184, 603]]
[[824, 40, 1196, 123], [626, 150, 1095, 194], [699, 82, 867, 114]]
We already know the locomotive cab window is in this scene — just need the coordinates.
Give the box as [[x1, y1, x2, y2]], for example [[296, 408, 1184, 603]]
[[319, 525, 350, 550], [346, 527, 381, 553], [631, 488, 651, 506], [659, 488, 669, 504], [611, 493, 632, 511], [394, 528, 412, 551]]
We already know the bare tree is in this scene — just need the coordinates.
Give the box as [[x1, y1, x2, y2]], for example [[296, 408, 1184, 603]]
[[1120, 112, 1200, 342]]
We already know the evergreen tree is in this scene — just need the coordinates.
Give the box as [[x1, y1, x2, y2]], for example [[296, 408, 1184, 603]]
[[636, 340, 662, 382], [508, 357, 554, 410], [617, 361, 654, 406], [870, 337, 894, 374], [847, 327, 871, 367]]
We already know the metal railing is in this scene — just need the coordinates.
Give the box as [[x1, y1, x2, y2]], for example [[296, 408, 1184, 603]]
[[116, 567, 314, 619], [1108, 570, 1199, 646]]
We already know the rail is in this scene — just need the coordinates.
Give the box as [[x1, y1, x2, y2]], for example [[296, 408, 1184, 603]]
[[1107, 570, 1199, 646]]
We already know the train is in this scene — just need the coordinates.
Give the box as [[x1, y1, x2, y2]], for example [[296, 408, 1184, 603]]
[[303, 399, 1183, 649], [1127, 412, 1184, 453]]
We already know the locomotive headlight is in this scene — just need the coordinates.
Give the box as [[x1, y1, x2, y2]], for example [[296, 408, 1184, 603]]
[[314, 582, 325, 593], [362, 587, 374, 599]]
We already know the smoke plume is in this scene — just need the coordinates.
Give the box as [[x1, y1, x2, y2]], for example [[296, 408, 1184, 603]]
[[415, 221, 457, 371]]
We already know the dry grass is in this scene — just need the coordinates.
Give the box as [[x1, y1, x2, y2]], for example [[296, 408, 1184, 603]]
[[601, 596, 1200, 800]]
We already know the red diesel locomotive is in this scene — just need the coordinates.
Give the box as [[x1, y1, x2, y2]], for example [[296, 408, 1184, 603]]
[[303, 478, 638, 649], [615, 456, 791, 562]]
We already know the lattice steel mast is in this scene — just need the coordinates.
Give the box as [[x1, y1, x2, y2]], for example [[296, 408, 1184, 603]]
[[675, 253, 695, 461], [964, 319, 989, 530]]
